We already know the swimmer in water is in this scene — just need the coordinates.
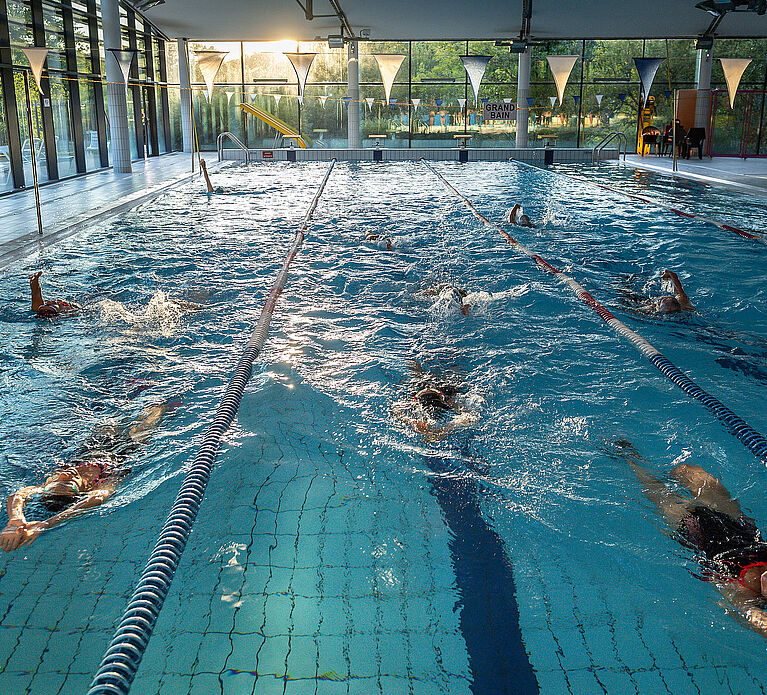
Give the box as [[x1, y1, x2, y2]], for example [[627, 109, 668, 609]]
[[617, 269, 694, 316], [29, 271, 80, 318], [610, 439, 767, 635], [364, 232, 393, 251], [509, 204, 536, 228], [393, 361, 477, 441], [423, 284, 471, 316], [0, 401, 176, 551]]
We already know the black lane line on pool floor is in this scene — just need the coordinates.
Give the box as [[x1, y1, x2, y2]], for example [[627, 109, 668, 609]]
[[87, 160, 337, 695], [424, 450, 540, 695], [420, 159, 767, 462], [511, 157, 765, 243]]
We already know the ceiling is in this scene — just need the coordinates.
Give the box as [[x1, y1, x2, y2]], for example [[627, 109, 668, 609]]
[[140, 0, 767, 41]]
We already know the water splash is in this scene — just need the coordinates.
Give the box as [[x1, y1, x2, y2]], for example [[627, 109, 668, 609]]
[[99, 291, 200, 337]]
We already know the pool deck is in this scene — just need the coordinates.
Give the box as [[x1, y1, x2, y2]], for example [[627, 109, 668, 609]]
[[622, 154, 767, 196], [0, 151, 218, 269]]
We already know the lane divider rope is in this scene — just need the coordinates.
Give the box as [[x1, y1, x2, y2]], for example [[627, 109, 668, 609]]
[[511, 157, 763, 241], [421, 159, 767, 460], [86, 159, 337, 695]]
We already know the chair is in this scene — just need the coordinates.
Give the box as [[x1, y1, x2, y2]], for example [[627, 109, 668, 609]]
[[85, 130, 100, 153], [21, 138, 44, 165], [685, 127, 706, 159], [0, 146, 11, 186], [640, 126, 661, 156]]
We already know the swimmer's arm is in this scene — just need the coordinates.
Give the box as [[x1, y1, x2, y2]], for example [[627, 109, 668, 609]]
[[1, 487, 40, 551], [663, 271, 694, 311], [509, 204, 521, 224], [17, 488, 114, 547], [722, 584, 767, 633]]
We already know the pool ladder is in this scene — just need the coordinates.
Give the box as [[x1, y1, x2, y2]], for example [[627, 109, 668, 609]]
[[592, 131, 628, 163], [217, 132, 250, 163]]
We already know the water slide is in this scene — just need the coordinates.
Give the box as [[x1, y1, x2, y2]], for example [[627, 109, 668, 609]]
[[240, 102, 312, 149]]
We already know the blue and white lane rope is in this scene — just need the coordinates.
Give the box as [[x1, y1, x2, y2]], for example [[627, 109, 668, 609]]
[[421, 159, 767, 460], [87, 160, 337, 695], [512, 157, 764, 242]]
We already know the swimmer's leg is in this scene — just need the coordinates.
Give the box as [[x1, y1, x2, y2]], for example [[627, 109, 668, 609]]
[[629, 460, 690, 527], [670, 463, 743, 518], [29, 271, 44, 312], [128, 401, 179, 442]]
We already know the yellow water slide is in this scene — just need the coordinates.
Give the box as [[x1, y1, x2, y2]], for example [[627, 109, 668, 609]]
[[240, 102, 312, 149]]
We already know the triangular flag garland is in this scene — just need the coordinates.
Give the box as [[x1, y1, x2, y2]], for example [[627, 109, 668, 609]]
[[342, 97, 351, 107], [411, 98, 420, 108], [435, 98, 443, 107], [546, 55, 578, 106], [21, 47, 49, 95], [460, 55, 491, 104], [319, 95, 328, 107], [504, 97, 513, 103], [389, 97, 398, 106], [664, 90, 672, 99], [720, 57, 752, 109], [106, 48, 136, 89], [365, 97, 374, 108], [595, 94, 603, 106], [458, 98, 467, 108], [250, 93, 257, 103], [284, 52, 316, 98], [633, 57, 664, 106], [225, 90, 235, 104], [194, 50, 228, 101], [274, 94, 282, 107], [573, 95, 580, 106], [618, 93, 626, 103], [527, 97, 534, 106], [549, 95, 557, 108], [372, 54, 405, 104]]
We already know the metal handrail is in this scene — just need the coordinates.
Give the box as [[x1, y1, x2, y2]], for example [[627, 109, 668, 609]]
[[217, 132, 250, 163], [591, 131, 627, 163]]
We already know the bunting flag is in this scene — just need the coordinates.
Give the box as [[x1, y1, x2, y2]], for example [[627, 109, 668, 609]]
[[460, 55, 491, 105], [274, 94, 282, 107], [633, 57, 664, 106], [319, 95, 328, 107], [595, 94, 603, 106], [458, 98, 467, 109], [618, 93, 626, 103], [21, 47, 49, 94], [342, 97, 351, 107], [225, 90, 235, 104], [546, 55, 578, 106], [549, 95, 557, 108], [481, 98, 489, 104], [106, 48, 136, 89], [194, 50, 228, 101], [664, 90, 672, 99], [720, 58, 752, 109], [573, 95, 580, 106], [435, 98, 443, 107], [389, 97, 398, 106], [284, 52, 316, 99], [503, 97, 513, 103], [249, 93, 257, 103], [411, 98, 420, 108], [372, 54, 405, 104], [526, 97, 534, 106]]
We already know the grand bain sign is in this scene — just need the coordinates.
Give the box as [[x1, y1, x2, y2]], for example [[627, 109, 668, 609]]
[[482, 102, 517, 121]]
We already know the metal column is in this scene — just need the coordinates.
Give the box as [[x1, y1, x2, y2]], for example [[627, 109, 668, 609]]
[[101, 0, 132, 172], [347, 39, 360, 148], [516, 47, 531, 148], [695, 46, 712, 130]]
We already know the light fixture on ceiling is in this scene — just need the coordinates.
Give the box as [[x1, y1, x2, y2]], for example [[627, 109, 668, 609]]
[[327, 35, 345, 48], [695, 0, 766, 15], [132, 0, 165, 10]]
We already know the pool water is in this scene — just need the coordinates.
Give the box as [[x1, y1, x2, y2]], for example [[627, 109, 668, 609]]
[[2, 160, 767, 694]]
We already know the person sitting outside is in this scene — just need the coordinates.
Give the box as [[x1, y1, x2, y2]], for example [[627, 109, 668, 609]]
[[610, 439, 767, 636], [0, 401, 176, 551], [29, 271, 79, 318], [509, 204, 536, 228]]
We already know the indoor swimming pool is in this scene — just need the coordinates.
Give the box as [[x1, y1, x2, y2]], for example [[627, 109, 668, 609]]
[[2, 159, 767, 694]]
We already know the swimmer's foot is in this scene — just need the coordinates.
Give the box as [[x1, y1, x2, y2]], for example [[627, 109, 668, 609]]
[[29, 271, 43, 282]]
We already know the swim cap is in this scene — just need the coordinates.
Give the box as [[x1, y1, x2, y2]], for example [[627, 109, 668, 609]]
[[657, 296, 681, 314]]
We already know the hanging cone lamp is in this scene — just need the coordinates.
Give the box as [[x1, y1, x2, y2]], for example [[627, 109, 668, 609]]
[[106, 48, 136, 91], [547, 55, 578, 106], [372, 54, 405, 104], [274, 94, 282, 107], [194, 50, 229, 101], [21, 47, 49, 94], [720, 58, 752, 109], [460, 55, 491, 105], [225, 90, 235, 104], [633, 57, 664, 106], [284, 52, 316, 102]]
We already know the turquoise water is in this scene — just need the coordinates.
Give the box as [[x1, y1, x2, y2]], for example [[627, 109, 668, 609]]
[[2, 161, 767, 694]]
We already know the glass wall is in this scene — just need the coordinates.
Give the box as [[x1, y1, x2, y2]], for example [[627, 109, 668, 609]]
[[0, 0, 172, 192]]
